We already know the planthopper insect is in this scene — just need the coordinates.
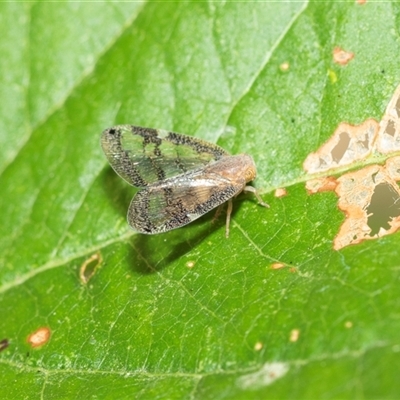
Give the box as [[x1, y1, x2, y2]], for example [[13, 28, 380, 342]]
[[101, 125, 268, 237]]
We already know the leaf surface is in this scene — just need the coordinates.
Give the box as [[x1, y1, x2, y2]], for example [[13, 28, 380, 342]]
[[1, 2, 399, 399]]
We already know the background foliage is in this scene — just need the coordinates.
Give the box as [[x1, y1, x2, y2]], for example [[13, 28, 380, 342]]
[[1, 1, 399, 398]]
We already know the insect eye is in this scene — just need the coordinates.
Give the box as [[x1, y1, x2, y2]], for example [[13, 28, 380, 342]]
[[245, 167, 256, 181]]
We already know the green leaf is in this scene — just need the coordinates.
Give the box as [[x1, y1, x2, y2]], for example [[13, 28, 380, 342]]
[[1, 1, 399, 398]]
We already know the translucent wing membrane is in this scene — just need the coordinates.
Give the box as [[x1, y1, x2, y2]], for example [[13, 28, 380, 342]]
[[101, 125, 265, 236], [128, 168, 244, 234], [101, 125, 229, 187]]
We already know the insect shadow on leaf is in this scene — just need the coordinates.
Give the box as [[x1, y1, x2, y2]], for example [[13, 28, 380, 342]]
[[129, 223, 212, 274], [101, 167, 136, 218]]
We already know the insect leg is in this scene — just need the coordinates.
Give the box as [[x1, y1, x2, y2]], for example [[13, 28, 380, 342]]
[[244, 186, 269, 208], [212, 204, 224, 224]]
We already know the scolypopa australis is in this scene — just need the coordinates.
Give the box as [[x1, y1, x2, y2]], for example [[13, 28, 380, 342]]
[[101, 125, 268, 237]]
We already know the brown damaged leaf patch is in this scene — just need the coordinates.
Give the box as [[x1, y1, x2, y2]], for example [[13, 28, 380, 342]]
[[27, 327, 51, 348], [271, 262, 285, 270], [274, 188, 288, 198], [303, 119, 379, 174], [304, 84, 400, 249], [334, 158, 400, 249], [79, 252, 102, 284], [306, 176, 338, 194], [375, 84, 400, 153], [333, 47, 355, 66]]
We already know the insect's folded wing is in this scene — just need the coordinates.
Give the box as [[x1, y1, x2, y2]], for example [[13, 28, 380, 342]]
[[128, 174, 243, 234], [101, 125, 228, 187]]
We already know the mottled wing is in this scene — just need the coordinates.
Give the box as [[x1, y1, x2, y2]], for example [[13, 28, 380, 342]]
[[128, 169, 244, 234], [101, 125, 229, 187]]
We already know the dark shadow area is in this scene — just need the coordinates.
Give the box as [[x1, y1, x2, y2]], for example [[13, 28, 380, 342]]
[[127, 201, 243, 275], [128, 222, 211, 274], [100, 166, 136, 218]]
